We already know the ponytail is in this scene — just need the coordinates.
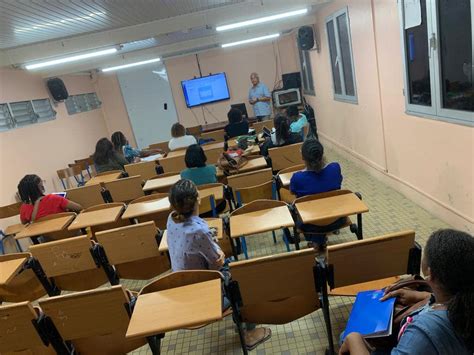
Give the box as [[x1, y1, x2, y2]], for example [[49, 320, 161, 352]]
[[448, 287, 474, 350], [168, 179, 198, 223]]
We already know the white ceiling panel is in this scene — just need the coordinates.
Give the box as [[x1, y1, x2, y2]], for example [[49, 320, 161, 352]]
[[0, 0, 245, 49]]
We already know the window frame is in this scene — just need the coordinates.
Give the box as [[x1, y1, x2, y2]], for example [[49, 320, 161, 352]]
[[65, 92, 102, 115], [325, 7, 358, 103], [298, 45, 315, 96], [0, 98, 56, 132], [398, 0, 473, 126]]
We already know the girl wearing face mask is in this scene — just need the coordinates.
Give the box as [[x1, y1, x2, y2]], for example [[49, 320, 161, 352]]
[[18, 174, 82, 224]]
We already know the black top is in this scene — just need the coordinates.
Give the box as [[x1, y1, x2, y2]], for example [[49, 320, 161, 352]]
[[260, 132, 303, 156], [224, 120, 249, 139]]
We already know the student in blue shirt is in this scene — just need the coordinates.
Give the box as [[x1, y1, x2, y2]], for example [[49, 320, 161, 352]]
[[339, 229, 473, 355], [248, 72, 272, 121], [290, 139, 345, 249], [180, 144, 217, 186], [287, 105, 308, 136]]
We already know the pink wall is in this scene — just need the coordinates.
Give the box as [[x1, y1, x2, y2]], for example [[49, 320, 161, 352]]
[[95, 73, 137, 147], [0, 69, 109, 212], [165, 34, 300, 127], [305, 0, 473, 231]]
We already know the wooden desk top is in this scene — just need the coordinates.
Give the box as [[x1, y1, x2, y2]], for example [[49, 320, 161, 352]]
[[143, 175, 180, 192], [122, 197, 170, 220], [230, 205, 294, 238], [202, 142, 225, 151], [68, 206, 124, 230], [16, 215, 75, 239], [164, 150, 186, 158], [295, 193, 369, 224], [279, 171, 299, 187], [0, 257, 28, 285], [159, 218, 223, 252], [216, 156, 267, 176], [126, 279, 222, 338], [4, 223, 25, 236], [86, 172, 122, 186]]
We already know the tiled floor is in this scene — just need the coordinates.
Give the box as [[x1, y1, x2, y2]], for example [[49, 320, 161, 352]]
[[125, 147, 450, 354]]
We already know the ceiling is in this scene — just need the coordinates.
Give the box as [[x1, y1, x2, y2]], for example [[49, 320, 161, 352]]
[[0, 0, 330, 76]]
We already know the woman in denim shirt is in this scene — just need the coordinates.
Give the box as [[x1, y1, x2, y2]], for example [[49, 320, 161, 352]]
[[340, 229, 473, 355]]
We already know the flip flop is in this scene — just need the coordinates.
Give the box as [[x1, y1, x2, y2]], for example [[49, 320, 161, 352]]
[[245, 328, 272, 351]]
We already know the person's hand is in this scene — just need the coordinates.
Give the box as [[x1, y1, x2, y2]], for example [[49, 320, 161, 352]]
[[249, 98, 257, 104], [380, 288, 430, 306], [339, 333, 372, 355], [216, 249, 225, 266]]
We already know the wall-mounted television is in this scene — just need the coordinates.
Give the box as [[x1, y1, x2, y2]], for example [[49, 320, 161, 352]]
[[181, 73, 230, 108]]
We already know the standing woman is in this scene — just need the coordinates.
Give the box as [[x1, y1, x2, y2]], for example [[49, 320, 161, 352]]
[[93, 137, 129, 174], [18, 174, 82, 224], [248, 72, 272, 121]]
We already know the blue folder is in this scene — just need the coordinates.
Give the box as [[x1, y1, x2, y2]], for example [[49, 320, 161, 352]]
[[342, 289, 396, 340]]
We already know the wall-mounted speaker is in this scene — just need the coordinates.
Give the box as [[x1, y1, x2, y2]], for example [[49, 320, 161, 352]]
[[46, 78, 69, 101], [298, 26, 315, 51]]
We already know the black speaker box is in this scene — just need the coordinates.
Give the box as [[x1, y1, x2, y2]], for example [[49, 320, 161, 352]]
[[282, 72, 302, 89], [298, 26, 314, 50], [46, 78, 69, 101]]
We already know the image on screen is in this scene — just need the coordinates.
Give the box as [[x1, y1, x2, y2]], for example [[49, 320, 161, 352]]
[[181, 73, 230, 107]]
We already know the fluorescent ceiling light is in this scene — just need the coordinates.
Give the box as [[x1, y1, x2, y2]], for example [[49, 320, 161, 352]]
[[15, 12, 106, 33], [102, 58, 161, 72], [25, 48, 117, 70], [222, 33, 280, 48], [216, 8, 308, 31]]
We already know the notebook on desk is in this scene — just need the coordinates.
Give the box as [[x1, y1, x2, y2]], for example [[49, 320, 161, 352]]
[[342, 289, 396, 340]]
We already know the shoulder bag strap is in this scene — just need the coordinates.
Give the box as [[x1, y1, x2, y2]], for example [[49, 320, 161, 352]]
[[30, 197, 43, 223]]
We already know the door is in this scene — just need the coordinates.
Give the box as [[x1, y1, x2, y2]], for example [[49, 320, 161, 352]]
[[117, 63, 178, 149]]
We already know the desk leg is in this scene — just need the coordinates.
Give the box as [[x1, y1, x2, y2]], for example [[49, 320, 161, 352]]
[[147, 334, 164, 355], [356, 213, 363, 240], [31, 236, 40, 245], [27, 258, 60, 296], [230, 238, 240, 261], [293, 227, 300, 250]]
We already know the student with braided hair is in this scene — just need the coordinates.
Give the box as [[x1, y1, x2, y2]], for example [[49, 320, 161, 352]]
[[290, 139, 344, 249], [166, 179, 272, 351], [18, 174, 82, 224], [340, 229, 473, 355]]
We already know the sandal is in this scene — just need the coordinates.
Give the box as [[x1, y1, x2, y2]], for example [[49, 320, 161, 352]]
[[245, 327, 272, 351]]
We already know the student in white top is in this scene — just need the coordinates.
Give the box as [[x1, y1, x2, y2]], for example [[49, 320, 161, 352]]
[[168, 123, 197, 151]]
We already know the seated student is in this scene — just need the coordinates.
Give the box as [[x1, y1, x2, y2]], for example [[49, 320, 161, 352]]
[[290, 139, 345, 249], [111, 131, 162, 163], [18, 174, 82, 224], [180, 144, 217, 186], [93, 137, 129, 174], [260, 114, 302, 156], [168, 123, 197, 151], [287, 105, 308, 135], [339, 229, 473, 355], [225, 108, 249, 139], [166, 179, 271, 351]]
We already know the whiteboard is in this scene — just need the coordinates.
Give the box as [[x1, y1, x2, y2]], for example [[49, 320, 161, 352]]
[[117, 63, 178, 149]]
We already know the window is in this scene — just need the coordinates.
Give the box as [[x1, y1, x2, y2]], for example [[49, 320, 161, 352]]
[[326, 8, 357, 102], [0, 99, 56, 132], [400, 0, 473, 126], [65, 92, 102, 115], [298, 45, 315, 95]]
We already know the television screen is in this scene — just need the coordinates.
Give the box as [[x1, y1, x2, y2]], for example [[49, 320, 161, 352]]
[[181, 73, 230, 108]]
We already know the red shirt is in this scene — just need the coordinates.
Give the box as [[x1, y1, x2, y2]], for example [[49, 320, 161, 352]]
[[20, 194, 69, 223]]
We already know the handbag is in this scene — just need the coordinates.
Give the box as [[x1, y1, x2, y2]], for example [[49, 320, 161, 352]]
[[217, 152, 248, 175], [367, 275, 432, 350]]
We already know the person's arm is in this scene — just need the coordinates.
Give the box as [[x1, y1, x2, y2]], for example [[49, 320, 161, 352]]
[[66, 200, 83, 213], [198, 229, 225, 270], [115, 152, 129, 168], [390, 321, 439, 355], [380, 288, 431, 305], [338, 333, 371, 355], [258, 84, 271, 102]]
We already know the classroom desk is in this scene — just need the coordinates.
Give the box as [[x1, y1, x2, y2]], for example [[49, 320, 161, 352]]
[[295, 193, 369, 239], [85, 172, 122, 185], [122, 197, 170, 220], [143, 175, 180, 193], [15, 215, 75, 242], [4, 223, 24, 236], [199, 185, 224, 201], [278, 171, 300, 187], [216, 156, 268, 176], [126, 279, 222, 339], [68, 205, 124, 230], [140, 153, 163, 162], [202, 142, 225, 151], [159, 218, 223, 252], [0, 256, 28, 286], [230, 205, 294, 238]]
